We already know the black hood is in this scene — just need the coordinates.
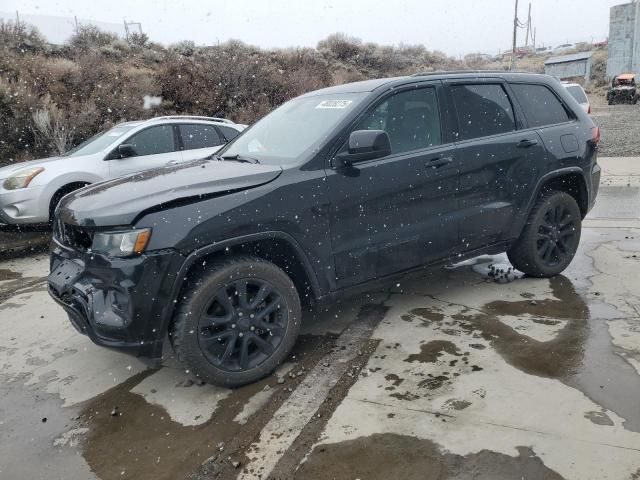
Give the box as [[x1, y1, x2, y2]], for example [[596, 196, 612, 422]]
[[59, 159, 282, 227]]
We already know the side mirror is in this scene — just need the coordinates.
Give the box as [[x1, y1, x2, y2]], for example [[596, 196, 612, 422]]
[[335, 130, 391, 167], [117, 144, 136, 158]]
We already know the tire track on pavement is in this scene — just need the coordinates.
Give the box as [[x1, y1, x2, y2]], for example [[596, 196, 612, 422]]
[[236, 299, 389, 480]]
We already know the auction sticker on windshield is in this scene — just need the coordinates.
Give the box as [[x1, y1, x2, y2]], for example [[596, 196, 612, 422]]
[[316, 99, 353, 109]]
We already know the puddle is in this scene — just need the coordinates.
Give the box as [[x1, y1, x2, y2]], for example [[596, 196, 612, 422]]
[[403, 340, 462, 364], [443, 399, 471, 411], [297, 434, 564, 479], [584, 410, 614, 427], [402, 307, 445, 324], [80, 335, 327, 480], [0, 268, 23, 281], [445, 275, 640, 432]]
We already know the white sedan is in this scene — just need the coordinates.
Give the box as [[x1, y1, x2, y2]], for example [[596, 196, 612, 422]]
[[0, 116, 245, 224]]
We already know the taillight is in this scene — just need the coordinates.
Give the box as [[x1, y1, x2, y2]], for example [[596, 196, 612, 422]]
[[591, 126, 601, 145]]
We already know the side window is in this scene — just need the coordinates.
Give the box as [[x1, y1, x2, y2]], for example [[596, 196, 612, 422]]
[[355, 87, 441, 155], [510, 84, 571, 127], [179, 124, 223, 150], [450, 84, 516, 141], [218, 125, 241, 142], [125, 125, 175, 156]]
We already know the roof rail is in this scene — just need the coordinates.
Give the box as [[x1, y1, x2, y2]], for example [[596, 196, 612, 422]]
[[148, 116, 236, 124], [410, 70, 515, 77]]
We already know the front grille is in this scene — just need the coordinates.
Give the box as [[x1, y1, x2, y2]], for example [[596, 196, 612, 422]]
[[54, 219, 93, 251]]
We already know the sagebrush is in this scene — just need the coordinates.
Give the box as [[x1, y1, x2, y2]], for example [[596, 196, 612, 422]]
[[0, 22, 564, 164]]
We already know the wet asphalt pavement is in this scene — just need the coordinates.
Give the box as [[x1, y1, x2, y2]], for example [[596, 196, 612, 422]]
[[1, 158, 640, 480], [0, 224, 50, 257]]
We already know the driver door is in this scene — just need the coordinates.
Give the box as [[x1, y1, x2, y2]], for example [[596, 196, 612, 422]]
[[326, 83, 460, 289], [107, 124, 182, 178]]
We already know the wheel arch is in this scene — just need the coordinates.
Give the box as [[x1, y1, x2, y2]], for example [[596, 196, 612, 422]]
[[509, 168, 589, 241], [155, 232, 323, 356], [535, 169, 589, 218], [49, 181, 91, 218]]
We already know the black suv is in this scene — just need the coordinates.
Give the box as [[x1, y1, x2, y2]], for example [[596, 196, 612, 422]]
[[48, 72, 601, 386]]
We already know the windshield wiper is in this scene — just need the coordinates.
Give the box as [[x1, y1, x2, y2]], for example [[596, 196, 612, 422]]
[[219, 154, 261, 164]]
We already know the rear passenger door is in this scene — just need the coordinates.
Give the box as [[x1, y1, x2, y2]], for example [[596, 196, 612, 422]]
[[447, 80, 547, 251], [509, 83, 580, 170], [178, 123, 227, 161]]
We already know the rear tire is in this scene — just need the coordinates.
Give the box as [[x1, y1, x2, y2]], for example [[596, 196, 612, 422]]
[[170, 256, 302, 387], [507, 191, 581, 278]]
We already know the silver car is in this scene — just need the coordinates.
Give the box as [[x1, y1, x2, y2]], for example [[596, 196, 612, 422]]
[[562, 82, 591, 114], [0, 116, 245, 224]]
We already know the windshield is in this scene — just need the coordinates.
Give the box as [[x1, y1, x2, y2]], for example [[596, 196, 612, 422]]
[[220, 93, 367, 165], [64, 124, 137, 157], [566, 86, 588, 103]]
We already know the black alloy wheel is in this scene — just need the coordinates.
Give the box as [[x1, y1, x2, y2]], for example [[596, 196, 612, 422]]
[[535, 204, 579, 268], [198, 278, 287, 372], [507, 191, 582, 278], [170, 256, 302, 387]]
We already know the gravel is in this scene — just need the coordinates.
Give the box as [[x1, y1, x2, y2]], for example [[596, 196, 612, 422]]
[[592, 104, 640, 157]]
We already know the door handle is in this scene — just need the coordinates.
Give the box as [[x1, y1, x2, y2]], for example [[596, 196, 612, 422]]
[[427, 156, 453, 168], [517, 139, 538, 148]]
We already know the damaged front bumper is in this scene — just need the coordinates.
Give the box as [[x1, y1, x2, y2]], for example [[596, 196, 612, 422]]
[[47, 238, 183, 359]]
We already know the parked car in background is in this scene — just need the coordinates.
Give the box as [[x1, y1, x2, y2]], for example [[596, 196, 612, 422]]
[[0, 116, 245, 225], [208, 117, 249, 130], [607, 74, 638, 105], [563, 82, 591, 114], [553, 43, 574, 53], [48, 72, 600, 387]]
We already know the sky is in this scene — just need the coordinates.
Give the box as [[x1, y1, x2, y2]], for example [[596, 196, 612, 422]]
[[0, 0, 628, 57]]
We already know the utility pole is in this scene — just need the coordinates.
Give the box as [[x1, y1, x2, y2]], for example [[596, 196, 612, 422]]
[[525, 2, 531, 47], [510, 0, 519, 71]]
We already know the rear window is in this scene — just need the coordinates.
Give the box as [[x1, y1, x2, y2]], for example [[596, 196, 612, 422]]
[[565, 85, 588, 104], [450, 84, 516, 141], [511, 84, 571, 127]]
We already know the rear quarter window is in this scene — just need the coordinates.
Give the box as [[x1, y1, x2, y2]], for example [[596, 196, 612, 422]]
[[511, 83, 572, 128], [566, 85, 588, 104], [218, 125, 241, 141]]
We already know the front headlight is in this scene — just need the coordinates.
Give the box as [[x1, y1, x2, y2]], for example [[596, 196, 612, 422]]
[[91, 228, 151, 257], [3, 167, 45, 190]]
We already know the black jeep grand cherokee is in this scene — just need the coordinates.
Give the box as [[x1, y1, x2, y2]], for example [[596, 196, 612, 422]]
[[49, 72, 600, 386]]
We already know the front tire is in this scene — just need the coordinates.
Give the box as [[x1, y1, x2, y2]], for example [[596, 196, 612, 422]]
[[507, 191, 581, 278], [170, 256, 302, 387]]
